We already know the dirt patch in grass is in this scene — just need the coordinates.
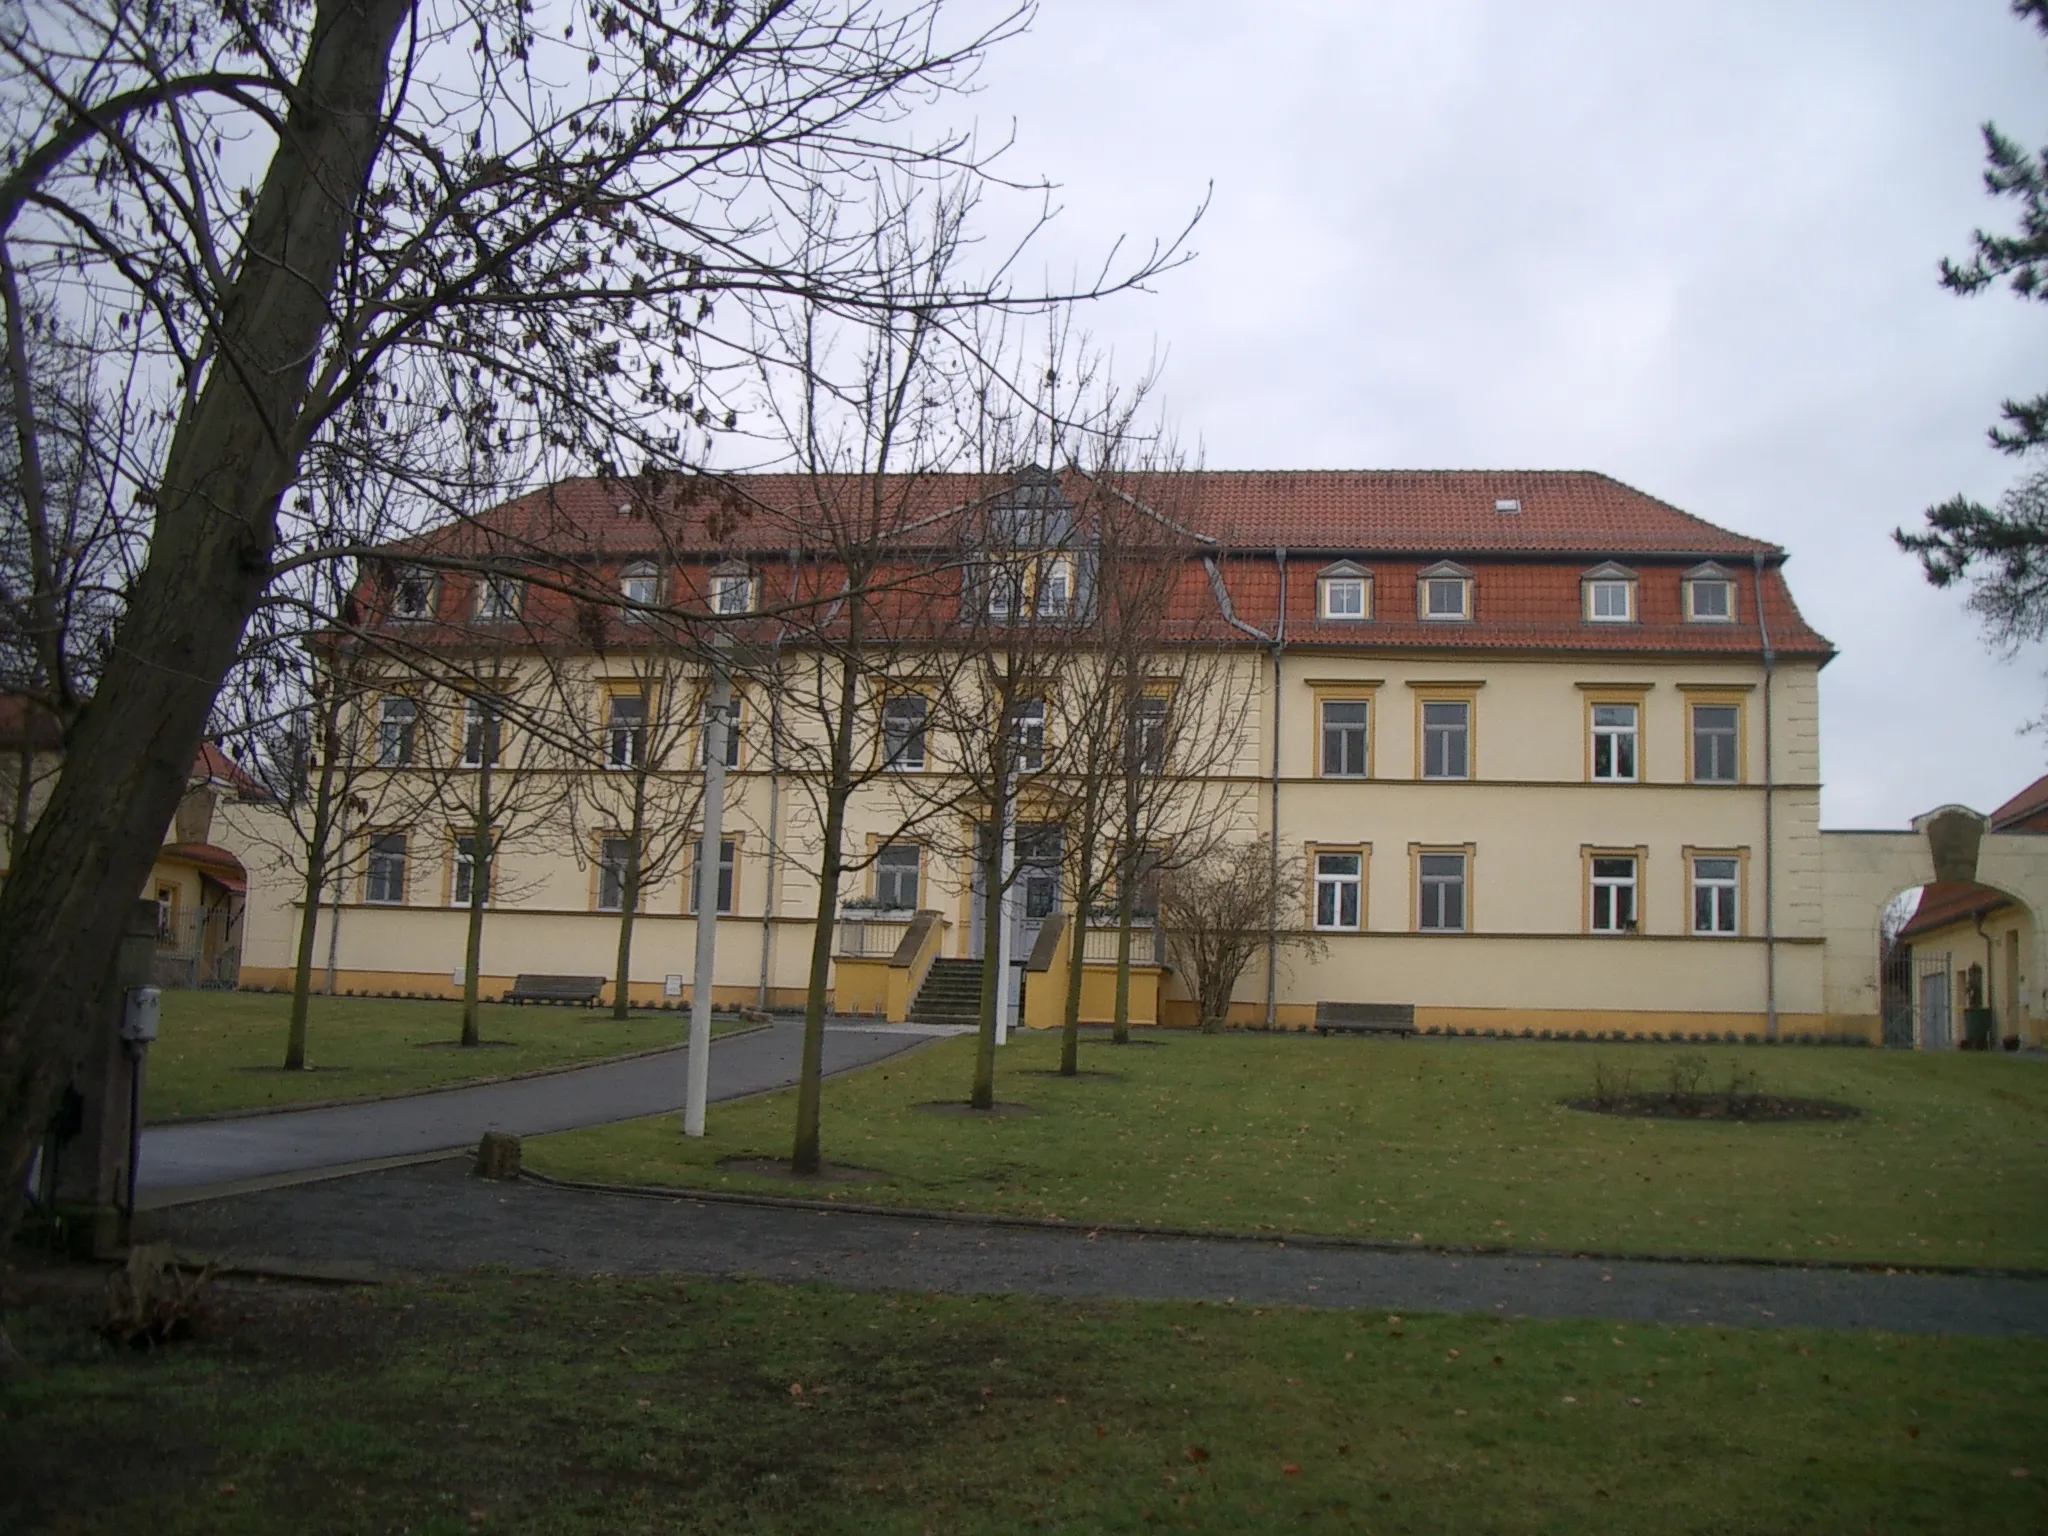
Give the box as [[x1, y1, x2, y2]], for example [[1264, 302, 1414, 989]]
[[1019, 1068, 1124, 1081], [1564, 1093, 1861, 1122], [716, 1156, 888, 1183], [413, 1038, 520, 1050]]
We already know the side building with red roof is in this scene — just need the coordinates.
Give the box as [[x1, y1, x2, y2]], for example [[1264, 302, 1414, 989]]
[[219, 464, 1872, 1040]]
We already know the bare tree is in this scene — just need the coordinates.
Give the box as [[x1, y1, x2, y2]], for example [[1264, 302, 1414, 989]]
[[0, 1, 1199, 1310], [1158, 838, 1324, 1034]]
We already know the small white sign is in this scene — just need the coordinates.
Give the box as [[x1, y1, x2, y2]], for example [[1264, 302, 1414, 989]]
[[451, 967, 464, 985], [664, 974, 684, 997]]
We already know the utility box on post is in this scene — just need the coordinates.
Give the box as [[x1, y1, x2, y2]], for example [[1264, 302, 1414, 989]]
[[40, 898, 158, 1255]]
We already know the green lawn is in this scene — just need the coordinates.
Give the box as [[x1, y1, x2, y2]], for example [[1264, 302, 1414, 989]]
[[4, 1268, 2042, 1535], [526, 1031, 2048, 1270], [145, 992, 737, 1120]]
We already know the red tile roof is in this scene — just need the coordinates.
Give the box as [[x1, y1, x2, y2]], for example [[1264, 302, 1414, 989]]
[[1899, 881, 2013, 940], [1990, 773, 2048, 831], [157, 841, 247, 892]]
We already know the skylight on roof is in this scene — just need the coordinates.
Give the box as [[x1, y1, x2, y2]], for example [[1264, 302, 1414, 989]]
[[1494, 497, 1521, 514]]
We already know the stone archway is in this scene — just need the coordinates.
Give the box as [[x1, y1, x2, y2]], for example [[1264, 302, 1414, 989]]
[[1820, 806, 2048, 1046]]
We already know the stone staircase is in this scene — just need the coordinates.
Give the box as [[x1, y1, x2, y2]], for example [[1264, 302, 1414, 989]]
[[908, 957, 985, 1026]]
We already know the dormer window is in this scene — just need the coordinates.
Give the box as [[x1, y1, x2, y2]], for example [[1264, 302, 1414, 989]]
[[620, 562, 659, 610], [1683, 562, 1736, 623], [1317, 561, 1372, 621], [390, 567, 436, 621], [1036, 557, 1073, 618], [1418, 561, 1473, 622], [709, 563, 754, 615], [1582, 562, 1637, 624], [475, 571, 522, 621]]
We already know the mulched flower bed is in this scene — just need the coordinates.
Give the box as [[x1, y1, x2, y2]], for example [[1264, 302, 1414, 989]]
[[1563, 1093, 1861, 1123]]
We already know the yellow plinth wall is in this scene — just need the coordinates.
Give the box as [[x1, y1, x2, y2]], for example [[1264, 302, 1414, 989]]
[[832, 957, 895, 1020]]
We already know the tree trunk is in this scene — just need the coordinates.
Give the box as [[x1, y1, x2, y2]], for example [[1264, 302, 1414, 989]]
[[8, 741, 32, 863], [1112, 873, 1136, 1046], [0, 0, 411, 1297], [460, 725, 494, 1047], [611, 770, 648, 1020], [1059, 807, 1099, 1077], [285, 711, 342, 1070], [792, 650, 861, 1175]]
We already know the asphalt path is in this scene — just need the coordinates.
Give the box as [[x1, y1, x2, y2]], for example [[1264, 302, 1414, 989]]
[[136, 1020, 947, 1195], [148, 1158, 2048, 1337]]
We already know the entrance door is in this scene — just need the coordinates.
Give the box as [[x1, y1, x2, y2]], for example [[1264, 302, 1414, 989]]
[[1919, 965, 1952, 1051], [969, 821, 1064, 1010]]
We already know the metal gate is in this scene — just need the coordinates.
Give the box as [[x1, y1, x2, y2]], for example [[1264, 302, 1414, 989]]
[[1881, 944, 1955, 1049], [1916, 951, 1953, 1051]]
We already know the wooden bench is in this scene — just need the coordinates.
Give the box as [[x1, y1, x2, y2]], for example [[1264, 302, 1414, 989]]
[[506, 974, 607, 1007], [1314, 1001, 1416, 1037]]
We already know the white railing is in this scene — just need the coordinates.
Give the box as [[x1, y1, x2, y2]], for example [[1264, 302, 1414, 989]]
[[836, 913, 915, 959], [1081, 923, 1161, 966]]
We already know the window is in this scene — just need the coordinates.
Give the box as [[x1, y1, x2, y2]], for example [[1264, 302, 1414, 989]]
[[710, 568, 753, 615], [1015, 696, 1046, 773], [1692, 856, 1740, 935], [377, 697, 417, 767], [689, 837, 736, 915], [1036, 558, 1072, 618], [1586, 580, 1634, 622], [451, 833, 490, 906], [1691, 703, 1739, 783], [1590, 855, 1638, 933], [1321, 699, 1369, 777], [1317, 563, 1371, 620], [620, 562, 658, 611], [1419, 563, 1473, 621], [154, 884, 176, 942], [1423, 577, 1469, 619], [1420, 699, 1469, 779], [1418, 852, 1466, 932], [606, 691, 647, 768], [1684, 564, 1736, 622], [700, 698, 741, 770], [1590, 702, 1637, 781], [390, 568, 435, 620], [475, 572, 522, 620], [461, 699, 501, 767], [1314, 851, 1363, 930], [1130, 693, 1170, 773], [979, 561, 1026, 620], [882, 694, 927, 771], [875, 843, 921, 910], [597, 835, 634, 911], [367, 833, 408, 903]]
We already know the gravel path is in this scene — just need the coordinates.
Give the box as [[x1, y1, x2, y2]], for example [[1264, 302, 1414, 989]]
[[137, 1021, 949, 1194], [148, 1158, 2048, 1337]]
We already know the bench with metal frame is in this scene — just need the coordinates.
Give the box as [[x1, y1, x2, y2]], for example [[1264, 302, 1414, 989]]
[[505, 974, 607, 1006], [1313, 1001, 1416, 1037]]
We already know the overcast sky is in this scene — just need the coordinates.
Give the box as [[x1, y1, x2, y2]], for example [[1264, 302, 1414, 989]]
[[941, 0, 2045, 828]]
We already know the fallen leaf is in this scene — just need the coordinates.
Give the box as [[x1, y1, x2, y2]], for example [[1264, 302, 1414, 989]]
[[1282, 1463, 1301, 1477], [789, 1383, 804, 1397], [1185, 1446, 1210, 1464], [2012, 1469, 2031, 1479]]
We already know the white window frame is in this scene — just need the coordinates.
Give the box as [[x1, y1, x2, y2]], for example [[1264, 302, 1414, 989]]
[[620, 562, 659, 613], [699, 699, 740, 770], [451, 832, 490, 907], [1418, 851, 1467, 932], [606, 691, 647, 769], [365, 832, 408, 905], [460, 699, 502, 768], [376, 696, 417, 767], [1586, 579, 1634, 623], [1691, 856, 1740, 935], [874, 843, 922, 910], [1590, 855, 1638, 933], [1320, 699, 1370, 778], [1314, 851, 1363, 931], [1420, 699, 1470, 780], [1320, 576, 1368, 620], [1690, 703, 1739, 784], [1014, 696, 1047, 773], [597, 835, 634, 912], [1035, 557, 1073, 619], [1590, 702, 1638, 782], [881, 694, 928, 771], [390, 568, 436, 621], [710, 569, 754, 615], [1686, 578, 1734, 623], [1422, 576, 1470, 621], [475, 572, 522, 621], [1130, 693, 1170, 774]]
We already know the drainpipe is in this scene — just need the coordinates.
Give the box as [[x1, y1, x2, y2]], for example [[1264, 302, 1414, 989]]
[[757, 660, 781, 1013], [1752, 552, 1777, 1042]]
